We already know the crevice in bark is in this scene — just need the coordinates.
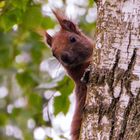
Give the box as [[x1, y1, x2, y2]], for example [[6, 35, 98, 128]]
[[109, 80, 123, 140], [118, 48, 137, 140], [115, 69, 125, 86], [118, 95, 134, 140], [127, 30, 132, 54], [91, 68, 108, 86], [107, 50, 120, 96], [100, 50, 121, 140], [84, 104, 98, 114], [123, 48, 137, 95], [98, 100, 106, 124], [125, 48, 137, 72], [109, 97, 120, 140], [126, 89, 140, 139], [97, 50, 121, 139]]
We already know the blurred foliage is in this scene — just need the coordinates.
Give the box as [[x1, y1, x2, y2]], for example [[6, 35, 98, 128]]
[[0, 0, 96, 140]]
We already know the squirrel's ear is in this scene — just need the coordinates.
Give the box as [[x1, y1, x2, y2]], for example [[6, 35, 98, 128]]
[[52, 9, 80, 34], [45, 32, 53, 47], [61, 20, 77, 33]]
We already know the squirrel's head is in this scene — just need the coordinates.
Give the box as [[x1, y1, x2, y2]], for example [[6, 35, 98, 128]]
[[46, 10, 93, 68]]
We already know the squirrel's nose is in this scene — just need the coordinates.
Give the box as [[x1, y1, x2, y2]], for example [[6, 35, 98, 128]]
[[61, 52, 74, 65]]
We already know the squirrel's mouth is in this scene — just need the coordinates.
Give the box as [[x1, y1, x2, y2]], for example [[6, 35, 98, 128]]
[[60, 56, 87, 68], [60, 52, 75, 66], [61, 58, 76, 67], [59, 50, 91, 67]]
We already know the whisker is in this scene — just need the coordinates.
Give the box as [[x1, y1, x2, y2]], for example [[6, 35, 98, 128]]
[[55, 62, 62, 78]]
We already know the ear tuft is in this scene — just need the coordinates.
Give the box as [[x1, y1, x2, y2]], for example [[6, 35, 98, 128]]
[[45, 32, 53, 47], [52, 9, 80, 34], [62, 20, 77, 33]]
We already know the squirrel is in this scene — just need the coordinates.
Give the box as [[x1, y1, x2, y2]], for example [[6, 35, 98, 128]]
[[45, 10, 94, 140]]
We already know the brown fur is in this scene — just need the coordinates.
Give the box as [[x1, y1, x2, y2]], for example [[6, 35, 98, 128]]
[[45, 10, 94, 140]]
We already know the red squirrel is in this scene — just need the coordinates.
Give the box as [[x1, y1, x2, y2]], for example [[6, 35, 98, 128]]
[[45, 10, 94, 140]]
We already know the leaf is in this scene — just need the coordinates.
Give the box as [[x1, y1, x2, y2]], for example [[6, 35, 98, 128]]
[[0, 9, 22, 31], [16, 71, 38, 89], [22, 5, 43, 29], [30, 41, 45, 64], [79, 22, 96, 34], [88, 0, 94, 7], [54, 95, 70, 116], [23, 31, 46, 64], [54, 76, 74, 115], [0, 1, 5, 8], [46, 137, 53, 140], [28, 93, 42, 111], [0, 32, 14, 67], [11, 0, 29, 11], [33, 112, 46, 125], [0, 113, 8, 126], [57, 76, 74, 96], [11, 108, 22, 118], [41, 17, 55, 29], [27, 93, 46, 125]]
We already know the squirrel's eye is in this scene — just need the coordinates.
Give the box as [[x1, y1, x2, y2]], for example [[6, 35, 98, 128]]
[[70, 36, 76, 43]]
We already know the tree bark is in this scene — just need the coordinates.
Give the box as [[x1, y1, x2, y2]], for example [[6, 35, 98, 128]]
[[80, 0, 140, 140]]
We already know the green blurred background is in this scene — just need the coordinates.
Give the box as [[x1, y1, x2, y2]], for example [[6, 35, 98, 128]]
[[0, 0, 96, 139]]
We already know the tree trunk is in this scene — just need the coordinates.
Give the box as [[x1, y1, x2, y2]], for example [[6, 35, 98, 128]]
[[80, 0, 140, 140]]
